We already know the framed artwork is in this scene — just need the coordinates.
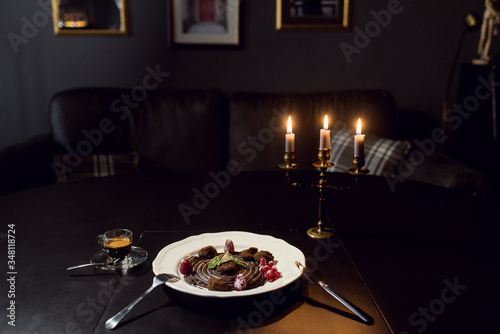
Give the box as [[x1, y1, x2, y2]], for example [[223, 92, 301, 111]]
[[51, 0, 128, 35], [276, 0, 351, 31], [170, 0, 241, 47]]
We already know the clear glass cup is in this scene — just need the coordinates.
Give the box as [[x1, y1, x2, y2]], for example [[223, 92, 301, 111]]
[[97, 229, 133, 260]]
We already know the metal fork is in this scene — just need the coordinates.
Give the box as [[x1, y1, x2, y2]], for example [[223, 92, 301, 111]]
[[105, 273, 179, 330]]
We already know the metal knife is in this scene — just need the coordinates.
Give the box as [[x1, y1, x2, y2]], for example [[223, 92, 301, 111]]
[[296, 261, 369, 323]]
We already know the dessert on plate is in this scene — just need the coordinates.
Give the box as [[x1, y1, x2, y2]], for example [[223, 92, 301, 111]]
[[179, 239, 281, 291]]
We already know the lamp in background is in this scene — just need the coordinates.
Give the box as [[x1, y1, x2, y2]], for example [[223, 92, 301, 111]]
[[441, 12, 482, 152]]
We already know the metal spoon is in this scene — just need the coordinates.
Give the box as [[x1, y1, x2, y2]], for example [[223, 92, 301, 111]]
[[105, 273, 180, 330], [67, 258, 122, 271]]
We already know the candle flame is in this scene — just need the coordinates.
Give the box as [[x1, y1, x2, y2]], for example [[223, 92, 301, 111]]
[[356, 118, 362, 135], [323, 115, 329, 130], [287, 116, 292, 134]]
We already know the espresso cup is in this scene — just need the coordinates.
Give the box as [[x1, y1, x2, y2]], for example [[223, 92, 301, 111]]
[[97, 229, 133, 260]]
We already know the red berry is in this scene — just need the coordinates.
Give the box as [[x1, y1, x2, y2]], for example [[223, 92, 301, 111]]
[[260, 260, 281, 282], [265, 271, 278, 282], [179, 258, 192, 275], [234, 274, 247, 291], [258, 257, 281, 282], [224, 239, 235, 253]]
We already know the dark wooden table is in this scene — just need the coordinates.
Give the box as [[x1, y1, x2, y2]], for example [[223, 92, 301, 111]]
[[0, 171, 498, 333]]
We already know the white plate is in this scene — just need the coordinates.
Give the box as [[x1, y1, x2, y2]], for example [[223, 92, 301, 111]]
[[152, 231, 305, 298]]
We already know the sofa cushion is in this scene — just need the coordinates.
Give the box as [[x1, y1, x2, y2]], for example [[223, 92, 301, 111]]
[[52, 152, 142, 182], [327, 121, 411, 175], [229, 90, 398, 171], [395, 150, 495, 193]]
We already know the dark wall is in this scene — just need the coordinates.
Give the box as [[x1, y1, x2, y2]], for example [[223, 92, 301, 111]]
[[0, 0, 486, 150]]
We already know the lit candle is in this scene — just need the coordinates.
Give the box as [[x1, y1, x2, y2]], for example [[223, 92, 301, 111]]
[[319, 115, 330, 150], [354, 118, 365, 157], [285, 116, 295, 152]]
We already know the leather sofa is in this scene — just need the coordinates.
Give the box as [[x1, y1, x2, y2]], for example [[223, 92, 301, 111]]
[[0, 87, 493, 196]]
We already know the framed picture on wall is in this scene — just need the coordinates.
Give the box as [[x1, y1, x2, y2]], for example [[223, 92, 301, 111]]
[[276, 0, 351, 30], [51, 0, 128, 35], [171, 0, 241, 47]]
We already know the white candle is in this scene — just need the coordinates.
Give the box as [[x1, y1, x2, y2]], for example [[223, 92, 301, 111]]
[[285, 116, 295, 152], [354, 118, 365, 157], [319, 115, 330, 150]]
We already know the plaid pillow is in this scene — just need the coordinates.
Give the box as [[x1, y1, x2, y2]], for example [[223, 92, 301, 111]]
[[327, 122, 411, 176], [52, 152, 141, 182]]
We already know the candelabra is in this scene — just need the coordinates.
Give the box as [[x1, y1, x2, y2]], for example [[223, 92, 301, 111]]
[[279, 149, 369, 239]]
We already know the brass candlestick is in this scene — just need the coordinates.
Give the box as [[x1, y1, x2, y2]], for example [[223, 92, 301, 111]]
[[280, 150, 369, 239], [279, 152, 298, 185], [309, 149, 335, 238], [347, 156, 369, 176]]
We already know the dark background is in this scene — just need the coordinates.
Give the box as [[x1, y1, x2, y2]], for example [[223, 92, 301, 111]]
[[0, 0, 490, 151]]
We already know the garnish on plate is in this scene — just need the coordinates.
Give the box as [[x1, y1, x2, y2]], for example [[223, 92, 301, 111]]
[[179, 258, 192, 275], [224, 239, 235, 253]]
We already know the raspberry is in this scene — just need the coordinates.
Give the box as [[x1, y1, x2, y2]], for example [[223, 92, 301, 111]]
[[179, 258, 192, 275], [224, 239, 235, 253], [259, 259, 281, 282], [234, 274, 247, 291], [269, 273, 280, 282], [258, 257, 281, 282]]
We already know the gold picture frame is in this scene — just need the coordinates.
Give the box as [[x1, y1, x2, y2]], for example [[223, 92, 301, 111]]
[[52, 0, 128, 35], [170, 0, 241, 47], [277, 0, 350, 31]]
